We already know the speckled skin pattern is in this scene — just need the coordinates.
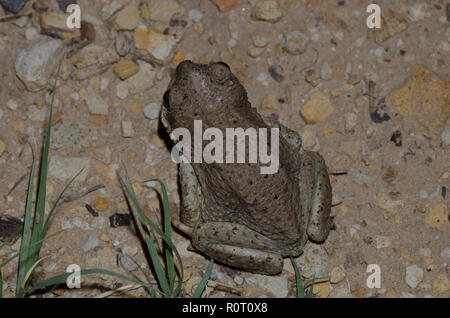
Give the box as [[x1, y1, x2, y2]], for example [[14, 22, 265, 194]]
[[161, 60, 332, 275]]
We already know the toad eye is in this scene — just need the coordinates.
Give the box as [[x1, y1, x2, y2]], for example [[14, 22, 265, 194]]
[[164, 86, 184, 107], [210, 62, 231, 84]]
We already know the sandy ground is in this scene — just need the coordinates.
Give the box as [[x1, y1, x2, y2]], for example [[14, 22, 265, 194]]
[[0, 0, 449, 298]]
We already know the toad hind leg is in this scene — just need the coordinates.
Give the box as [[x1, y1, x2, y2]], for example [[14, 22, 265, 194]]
[[192, 221, 284, 275], [306, 151, 332, 242]]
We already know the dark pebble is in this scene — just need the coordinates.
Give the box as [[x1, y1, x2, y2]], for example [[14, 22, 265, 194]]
[[390, 130, 402, 147], [85, 204, 99, 217], [268, 65, 284, 83], [370, 111, 391, 123], [0, 215, 23, 243], [447, 4, 450, 22], [57, 0, 77, 11], [442, 186, 446, 199], [0, 0, 29, 13], [109, 213, 132, 227]]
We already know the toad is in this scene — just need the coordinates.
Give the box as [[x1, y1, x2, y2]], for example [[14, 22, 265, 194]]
[[161, 61, 332, 275]]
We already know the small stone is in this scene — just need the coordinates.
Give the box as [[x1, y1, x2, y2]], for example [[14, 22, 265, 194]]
[[49, 155, 90, 183], [94, 197, 109, 211], [433, 273, 450, 293], [234, 275, 244, 285], [86, 93, 109, 115], [408, 2, 427, 22], [251, 30, 276, 47], [0, 0, 30, 13], [214, 0, 240, 11], [375, 235, 392, 249], [129, 101, 143, 113], [126, 61, 156, 94], [90, 216, 105, 230], [7, 99, 18, 110], [114, 0, 139, 31], [51, 120, 87, 150], [188, 9, 203, 24], [344, 112, 358, 133], [251, 0, 283, 23], [113, 59, 139, 80], [305, 70, 320, 87], [261, 92, 280, 111], [40, 12, 73, 33], [372, 9, 408, 45], [441, 127, 450, 146], [82, 233, 100, 252], [246, 274, 288, 298], [441, 248, 450, 259], [320, 62, 333, 81], [295, 242, 328, 278], [145, 0, 180, 28], [116, 82, 129, 100], [25, 27, 38, 41], [300, 92, 334, 124], [330, 266, 346, 284], [119, 254, 138, 271], [425, 203, 448, 229], [15, 39, 63, 92], [377, 192, 405, 214], [247, 46, 265, 58], [0, 137, 5, 156], [134, 26, 176, 64], [350, 169, 375, 186], [13, 15, 29, 28], [281, 30, 309, 55], [300, 125, 319, 151], [100, 1, 123, 20], [121, 121, 134, 138], [143, 102, 161, 120], [406, 265, 423, 289]]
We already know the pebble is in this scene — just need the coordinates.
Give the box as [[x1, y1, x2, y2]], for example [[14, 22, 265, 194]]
[[281, 30, 309, 55], [441, 248, 450, 259], [94, 198, 109, 211], [40, 12, 73, 33], [0, 137, 6, 156], [425, 203, 447, 229], [376, 192, 405, 214], [247, 46, 265, 58], [90, 216, 106, 230], [0, 0, 29, 13], [71, 216, 90, 230], [320, 62, 333, 81], [116, 81, 129, 99], [375, 235, 392, 249], [134, 26, 176, 64], [51, 120, 87, 150], [251, 30, 276, 47], [350, 169, 375, 186], [441, 127, 450, 146], [246, 274, 288, 298], [48, 155, 90, 183], [145, 0, 180, 27], [188, 9, 203, 24], [100, 1, 123, 20], [7, 99, 18, 111], [143, 102, 161, 120], [13, 16, 29, 28], [408, 2, 427, 22], [121, 120, 134, 138], [85, 93, 109, 115], [113, 59, 140, 80], [406, 265, 423, 289], [433, 273, 450, 293], [119, 254, 138, 271], [214, 0, 240, 12], [299, 125, 319, 151], [125, 61, 156, 94], [15, 39, 63, 91], [114, 0, 139, 31], [251, 0, 283, 23], [300, 92, 334, 124], [24, 27, 38, 41], [82, 233, 100, 252], [344, 112, 358, 133], [295, 242, 328, 278], [330, 266, 346, 283], [234, 275, 244, 285]]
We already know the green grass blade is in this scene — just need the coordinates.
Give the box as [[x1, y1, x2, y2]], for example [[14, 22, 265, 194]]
[[120, 254, 158, 298], [290, 256, 305, 298], [26, 269, 150, 295], [147, 179, 176, 294], [43, 169, 83, 233], [0, 268, 3, 298], [16, 155, 37, 297], [192, 259, 214, 298], [119, 172, 170, 295]]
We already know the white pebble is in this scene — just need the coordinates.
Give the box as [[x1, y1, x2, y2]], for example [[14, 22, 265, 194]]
[[143, 102, 161, 120], [25, 27, 38, 41], [188, 9, 203, 23], [7, 99, 18, 110], [374, 47, 384, 57]]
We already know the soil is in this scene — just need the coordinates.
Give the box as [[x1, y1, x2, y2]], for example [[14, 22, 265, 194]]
[[0, 0, 448, 298]]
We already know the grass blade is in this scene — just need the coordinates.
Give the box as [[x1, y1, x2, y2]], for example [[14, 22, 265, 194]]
[[27, 269, 150, 295], [192, 259, 214, 298], [16, 155, 37, 297], [290, 256, 305, 298]]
